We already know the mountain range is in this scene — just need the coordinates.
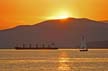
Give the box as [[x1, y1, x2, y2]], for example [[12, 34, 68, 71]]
[[103, 21, 108, 23], [0, 18, 108, 49]]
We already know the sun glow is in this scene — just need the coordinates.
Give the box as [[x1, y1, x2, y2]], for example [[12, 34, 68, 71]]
[[47, 11, 71, 20]]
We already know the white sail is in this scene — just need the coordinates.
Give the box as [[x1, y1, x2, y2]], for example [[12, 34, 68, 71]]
[[80, 35, 88, 51]]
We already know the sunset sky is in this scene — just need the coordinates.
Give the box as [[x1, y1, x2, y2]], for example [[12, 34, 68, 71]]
[[0, 0, 108, 30]]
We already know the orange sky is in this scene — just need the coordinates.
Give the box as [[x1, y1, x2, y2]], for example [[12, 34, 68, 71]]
[[0, 0, 108, 30]]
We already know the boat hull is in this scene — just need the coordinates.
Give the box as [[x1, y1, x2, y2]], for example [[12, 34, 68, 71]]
[[80, 49, 88, 52]]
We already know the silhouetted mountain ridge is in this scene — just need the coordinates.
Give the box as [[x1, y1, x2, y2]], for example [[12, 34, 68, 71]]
[[0, 17, 108, 48]]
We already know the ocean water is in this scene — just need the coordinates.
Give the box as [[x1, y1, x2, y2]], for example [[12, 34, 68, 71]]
[[0, 49, 108, 71]]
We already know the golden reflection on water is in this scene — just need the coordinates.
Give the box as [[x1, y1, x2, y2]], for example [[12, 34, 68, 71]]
[[58, 51, 71, 71], [0, 49, 108, 71]]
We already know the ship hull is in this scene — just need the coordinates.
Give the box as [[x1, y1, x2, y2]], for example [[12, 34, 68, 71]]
[[15, 47, 58, 50]]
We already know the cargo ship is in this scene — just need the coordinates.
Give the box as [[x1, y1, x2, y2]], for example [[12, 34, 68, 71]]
[[15, 43, 58, 49]]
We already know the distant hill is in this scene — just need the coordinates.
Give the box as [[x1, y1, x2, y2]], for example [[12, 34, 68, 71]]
[[0, 18, 108, 49], [101, 20, 108, 23], [88, 41, 108, 48]]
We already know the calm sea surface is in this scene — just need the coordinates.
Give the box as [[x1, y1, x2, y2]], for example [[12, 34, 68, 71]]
[[0, 49, 108, 71]]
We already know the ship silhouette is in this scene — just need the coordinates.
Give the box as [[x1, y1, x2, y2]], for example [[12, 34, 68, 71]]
[[15, 43, 58, 49]]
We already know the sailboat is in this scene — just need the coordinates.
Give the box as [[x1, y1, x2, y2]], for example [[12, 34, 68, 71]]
[[80, 35, 88, 51]]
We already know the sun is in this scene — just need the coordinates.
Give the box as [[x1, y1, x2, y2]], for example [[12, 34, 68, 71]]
[[47, 11, 71, 20], [55, 15, 69, 19]]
